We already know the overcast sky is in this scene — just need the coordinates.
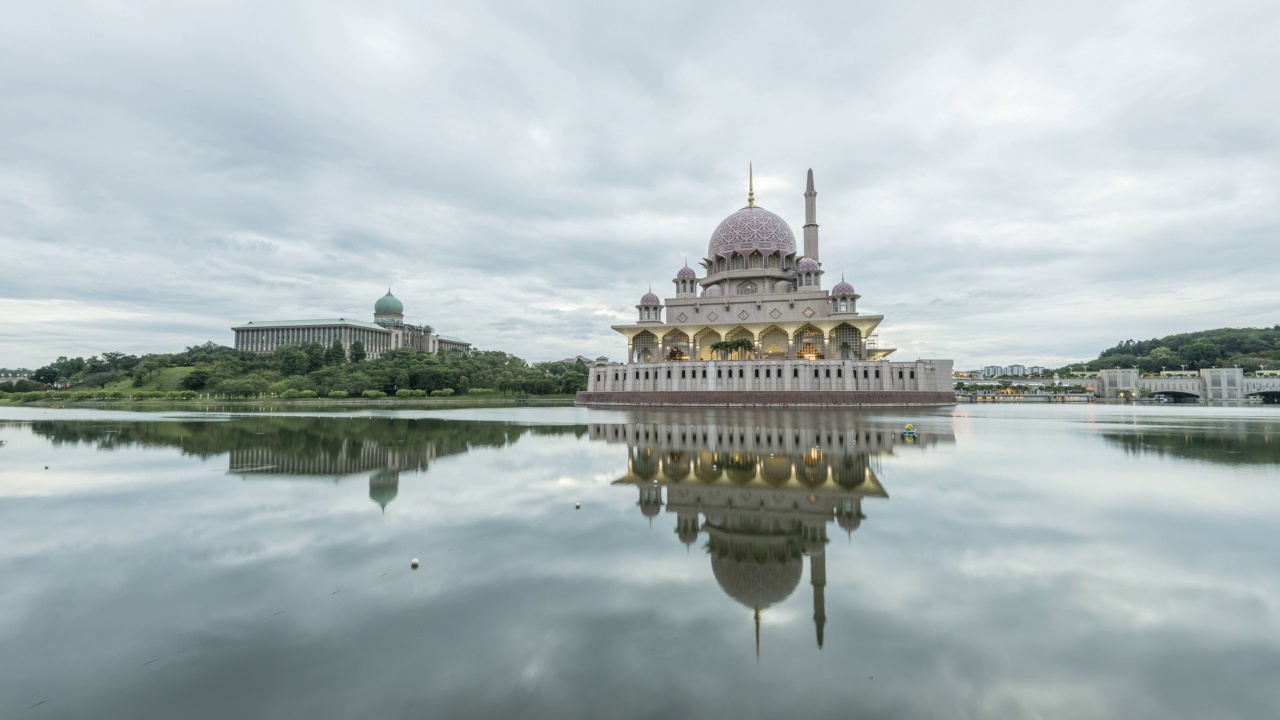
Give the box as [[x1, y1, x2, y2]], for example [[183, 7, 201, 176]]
[[1, 0, 1276, 369]]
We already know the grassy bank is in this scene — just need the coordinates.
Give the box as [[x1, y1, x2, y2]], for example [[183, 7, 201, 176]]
[[0, 392, 578, 408]]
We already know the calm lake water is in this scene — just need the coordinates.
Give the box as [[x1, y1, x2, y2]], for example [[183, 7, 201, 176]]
[[1, 404, 1278, 719]]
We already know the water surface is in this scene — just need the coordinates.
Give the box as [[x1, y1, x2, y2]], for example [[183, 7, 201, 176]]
[[1, 404, 1278, 719]]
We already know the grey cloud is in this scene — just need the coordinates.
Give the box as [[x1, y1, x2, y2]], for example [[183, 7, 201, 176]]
[[1, 0, 1277, 367]]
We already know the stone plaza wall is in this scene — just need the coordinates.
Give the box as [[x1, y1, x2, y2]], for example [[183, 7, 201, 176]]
[[576, 389, 955, 407], [586, 359, 952, 394]]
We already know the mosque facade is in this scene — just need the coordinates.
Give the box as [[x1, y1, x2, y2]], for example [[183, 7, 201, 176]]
[[577, 167, 954, 406], [232, 289, 470, 360]]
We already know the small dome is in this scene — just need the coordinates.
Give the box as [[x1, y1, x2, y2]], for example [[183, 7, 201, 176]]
[[640, 292, 660, 305], [831, 281, 856, 297], [837, 512, 863, 533], [676, 266, 697, 280], [708, 206, 796, 258], [640, 501, 661, 518], [705, 285, 724, 297], [374, 290, 403, 315], [797, 257, 819, 272]]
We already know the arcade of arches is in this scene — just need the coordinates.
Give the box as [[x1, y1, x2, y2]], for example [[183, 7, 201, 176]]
[[627, 323, 864, 364]]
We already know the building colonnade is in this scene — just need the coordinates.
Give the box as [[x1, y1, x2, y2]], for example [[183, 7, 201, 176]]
[[625, 323, 866, 363], [234, 323, 393, 357]]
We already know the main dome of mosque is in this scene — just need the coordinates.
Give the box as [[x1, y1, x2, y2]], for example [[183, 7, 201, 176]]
[[707, 206, 796, 259], [710, 548, 803, 609]]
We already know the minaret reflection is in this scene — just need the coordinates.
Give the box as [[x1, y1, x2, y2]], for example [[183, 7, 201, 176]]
[[593, 410, 954, 654]]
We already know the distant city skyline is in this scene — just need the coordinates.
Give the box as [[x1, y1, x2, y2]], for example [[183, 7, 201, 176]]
[[1, 1, 1277, 368]]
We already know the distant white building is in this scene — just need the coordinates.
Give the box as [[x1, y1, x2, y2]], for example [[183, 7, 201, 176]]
[[232, 290, 470, 360]]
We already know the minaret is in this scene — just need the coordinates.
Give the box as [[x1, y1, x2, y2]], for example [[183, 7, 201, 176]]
[[748, 162, 755, 208], [811, 548, 827, 648], [803, 168, 819, 261]]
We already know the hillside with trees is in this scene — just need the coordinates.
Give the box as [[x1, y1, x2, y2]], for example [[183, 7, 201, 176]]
[[1063, 326, 1280, 373], [9, 341, 588, 399]]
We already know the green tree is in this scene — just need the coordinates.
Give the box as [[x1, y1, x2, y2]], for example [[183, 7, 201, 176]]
[[275, 345, 310, 376], [348, 340, 366, 363], [180, 366, 213, 390], [1180, 339, 1221, 368], [304, 342, 327, 372], [325, 340, 346, 366]]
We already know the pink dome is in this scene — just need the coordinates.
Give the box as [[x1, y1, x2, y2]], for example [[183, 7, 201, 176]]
[[708, 206, 796, 258], [831, 281, 856, 296], [797, 257, 819, 271], [640, 292, 660, 305], [676, 266, 696, 280]]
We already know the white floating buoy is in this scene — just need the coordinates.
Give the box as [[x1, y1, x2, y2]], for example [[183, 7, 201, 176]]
[[410, 558, 419, 570]]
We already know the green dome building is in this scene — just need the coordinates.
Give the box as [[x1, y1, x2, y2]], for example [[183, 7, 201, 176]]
[[374, 289, 404, 317]]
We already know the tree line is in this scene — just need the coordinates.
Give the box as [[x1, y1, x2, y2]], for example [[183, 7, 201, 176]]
[[14, 341, 589, 397], [1058, 325, 1280, 374]]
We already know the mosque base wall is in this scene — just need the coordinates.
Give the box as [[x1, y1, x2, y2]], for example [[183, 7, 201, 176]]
[[575, 390, 956, 407]]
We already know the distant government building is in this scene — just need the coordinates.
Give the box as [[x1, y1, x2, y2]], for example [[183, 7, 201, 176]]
[[232, 290, 469, 359], [577, 166, 954, 406]]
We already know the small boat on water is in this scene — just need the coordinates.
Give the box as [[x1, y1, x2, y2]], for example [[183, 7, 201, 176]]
[[902, 423, 917, 439]]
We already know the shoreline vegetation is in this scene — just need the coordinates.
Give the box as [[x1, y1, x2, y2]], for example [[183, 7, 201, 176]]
[[0, 393, 577, 407], [3, 341, 590, 405]]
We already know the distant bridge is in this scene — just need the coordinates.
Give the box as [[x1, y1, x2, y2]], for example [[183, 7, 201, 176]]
[[1097, 368, 1280, 402]]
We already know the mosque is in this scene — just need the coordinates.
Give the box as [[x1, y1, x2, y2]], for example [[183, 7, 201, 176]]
[[232, 289, 470, 360], [593, 409, 955, 653], [577, 167, 953, 406]]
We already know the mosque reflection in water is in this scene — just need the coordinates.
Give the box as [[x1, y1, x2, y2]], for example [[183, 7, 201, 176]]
[[591, 411, 955, 652]]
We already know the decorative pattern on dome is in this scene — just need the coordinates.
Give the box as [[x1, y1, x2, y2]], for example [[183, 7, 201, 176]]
[[797, 257, 819, 271], [640, 292, 660, 305], [830, 281, 856, 296], [708, 206, 796, 258], [676, 266, 697, 279], [709, 536, 803, 609]]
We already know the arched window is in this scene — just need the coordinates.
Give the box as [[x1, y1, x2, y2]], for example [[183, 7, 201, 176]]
[[716, 258, 726, 273], [749, 252, 762, 269], [804, 274, 813, 286], [839, 298, 848, 312], [767, 254, 779, 268], [737, 280, 757, 295], [731, 254, 744, 270]]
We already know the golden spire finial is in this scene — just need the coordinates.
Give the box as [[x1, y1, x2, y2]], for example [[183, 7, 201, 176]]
[[747, 162, 755, 208]]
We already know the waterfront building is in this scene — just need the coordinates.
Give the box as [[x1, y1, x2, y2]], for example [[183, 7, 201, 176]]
[[577, 167, 954, 406], [232, 289, 469, 360]]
